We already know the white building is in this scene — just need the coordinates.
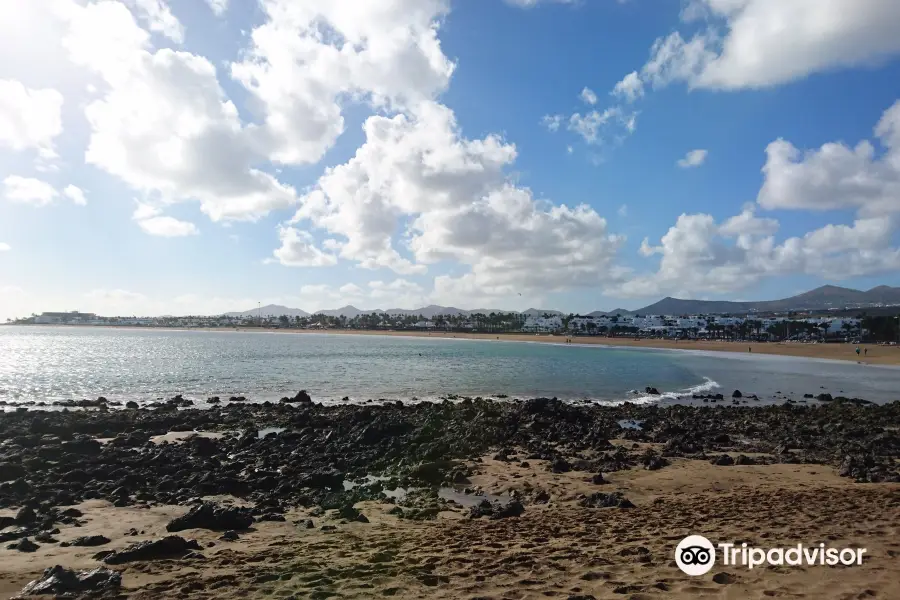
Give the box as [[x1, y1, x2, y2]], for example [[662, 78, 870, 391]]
[[523, 315, 563, 332]]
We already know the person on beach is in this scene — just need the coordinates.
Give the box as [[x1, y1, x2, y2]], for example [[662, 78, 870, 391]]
[[748, 346, 752, 353], [856, 346, 861, 356], [864, 348, 868, 356]]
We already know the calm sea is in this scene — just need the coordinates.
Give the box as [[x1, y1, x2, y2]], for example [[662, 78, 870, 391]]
[[0, 326, 898, 408]]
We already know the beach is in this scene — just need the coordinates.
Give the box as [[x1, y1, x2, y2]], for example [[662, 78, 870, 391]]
[[24, 324, 900, 366], [1, 398, 898, 598]]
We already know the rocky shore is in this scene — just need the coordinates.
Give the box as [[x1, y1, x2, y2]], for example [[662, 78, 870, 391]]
[[1, 396, 899, 599]]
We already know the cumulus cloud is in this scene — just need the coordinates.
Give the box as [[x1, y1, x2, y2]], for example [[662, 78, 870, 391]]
[[611, 71, 644, 102], [677, 149, 708, 168], [614, 208, 900, 298], [270, 226, 338, 267], [0, 79, 64, 153], [284, 98, 627, 295], [124, 0, 184, 43], [205, 0, 227, 16], [3, 176, 58, 206], [541, 114, 564, 132], [617, 0, 900, 96], [132, 202, 198, 236], [580, 86, 598, 105], [44, 0, 458, 224], [0, 242, 10, 252], [62, 184, 87, 205], [758, 100, 900, 217]]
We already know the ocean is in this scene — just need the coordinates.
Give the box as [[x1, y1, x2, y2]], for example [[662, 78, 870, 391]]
[[1, 326, 898, 408]]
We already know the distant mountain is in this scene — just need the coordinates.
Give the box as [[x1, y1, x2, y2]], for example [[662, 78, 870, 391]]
[[633, 285, 900, 316], [218, 285, 900, 321], [315, 305, 380, 318], [522, 308, 564, 317], [223, 304, 310, 318], [588, 308, 634, 317]]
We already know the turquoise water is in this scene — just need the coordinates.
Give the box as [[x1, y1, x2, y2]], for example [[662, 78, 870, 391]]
[[0, 326, 897, 407]]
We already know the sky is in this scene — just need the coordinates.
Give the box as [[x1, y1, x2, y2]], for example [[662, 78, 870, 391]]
[[1, 0, 900, 320]]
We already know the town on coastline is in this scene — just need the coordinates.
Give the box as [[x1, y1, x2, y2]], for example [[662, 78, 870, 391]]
[[8, 309, 900, 344]]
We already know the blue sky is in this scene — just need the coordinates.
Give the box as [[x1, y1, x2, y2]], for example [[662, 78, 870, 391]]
[[1, 0, 900, 319]]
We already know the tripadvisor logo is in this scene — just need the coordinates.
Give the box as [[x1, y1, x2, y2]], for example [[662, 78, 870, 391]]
[[675, 535, 867, 576]]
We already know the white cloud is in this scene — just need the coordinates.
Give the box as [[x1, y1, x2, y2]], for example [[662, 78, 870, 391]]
[[3, 176, 58, 206], [580, 86, 598, 105], [271, 226, 338, 267], [282, 97, 627, 295], [85, 288, 148, 304], [136, 215, 199, 237], [617, 204, 628, 217], [124, 0, 184, 43], [45, 0, 461, 225], [503, 0, 576, 6], [230, 0, 455, 166], [568, 108, 621, 144], [541, 114, 563, 132], [0, 79, 64, 153], [0, 242, 10, 252], [205, 0, 228, 16], [614, 208, 900, 298], [758, 100, 900, 217], [677, 148, 708, 168], [62, 184, 87, 205], [624, 0, 900, 94], [611, 71, 644, 102]]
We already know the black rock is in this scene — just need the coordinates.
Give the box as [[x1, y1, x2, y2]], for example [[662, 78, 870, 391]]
[[732, 390, 742, 398], [15, 506, 37, 524], [8, 537, 39, 552], [103, 536, 202, 564], [62, 535, 110, 547], [19, 565, 121, 596], [645, 387, 660, 396], [125, 401, 139, 409], [281, 390, 312, 403], [579, 492, 633, 509], [166, 502, 253, 532], [0, 462, 26, 481], [591, 472, 606, 484], [550, 458, 571, 473], [469, 499, 525, 519], [711, 454, 735, 466], [220, 530, 239, 541]]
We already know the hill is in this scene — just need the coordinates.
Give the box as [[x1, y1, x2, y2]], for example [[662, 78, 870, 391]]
[[633, 285, 900, 316], [223, 304, 310, 318]]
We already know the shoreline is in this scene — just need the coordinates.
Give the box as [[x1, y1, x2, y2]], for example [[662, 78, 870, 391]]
[[9, 323, 900, 365]]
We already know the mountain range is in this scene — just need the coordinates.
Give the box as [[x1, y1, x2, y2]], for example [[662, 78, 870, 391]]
[[222, 285, 900, 319]]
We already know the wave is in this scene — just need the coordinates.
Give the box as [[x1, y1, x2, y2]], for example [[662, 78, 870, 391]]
[[593, 376, 721, 407]]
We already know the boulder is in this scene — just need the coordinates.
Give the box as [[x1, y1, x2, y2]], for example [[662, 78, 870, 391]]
[[579, 492, 634, 509], [61, 535, 110, 547], [18, 566, 121, 597], [281, 390, 312, 403], [469, 499, 525, 520], [645, 387, 661, 396], [166, 502, 253, 532], [732, 390, 742, 398], [7, 537, 39, 552], [103, 536, 202, 564], [711, 454, 735, 466]]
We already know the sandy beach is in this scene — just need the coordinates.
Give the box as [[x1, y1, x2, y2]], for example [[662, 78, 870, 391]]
[[1, 398, 898, 598], [19, 324, 900, 366]]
